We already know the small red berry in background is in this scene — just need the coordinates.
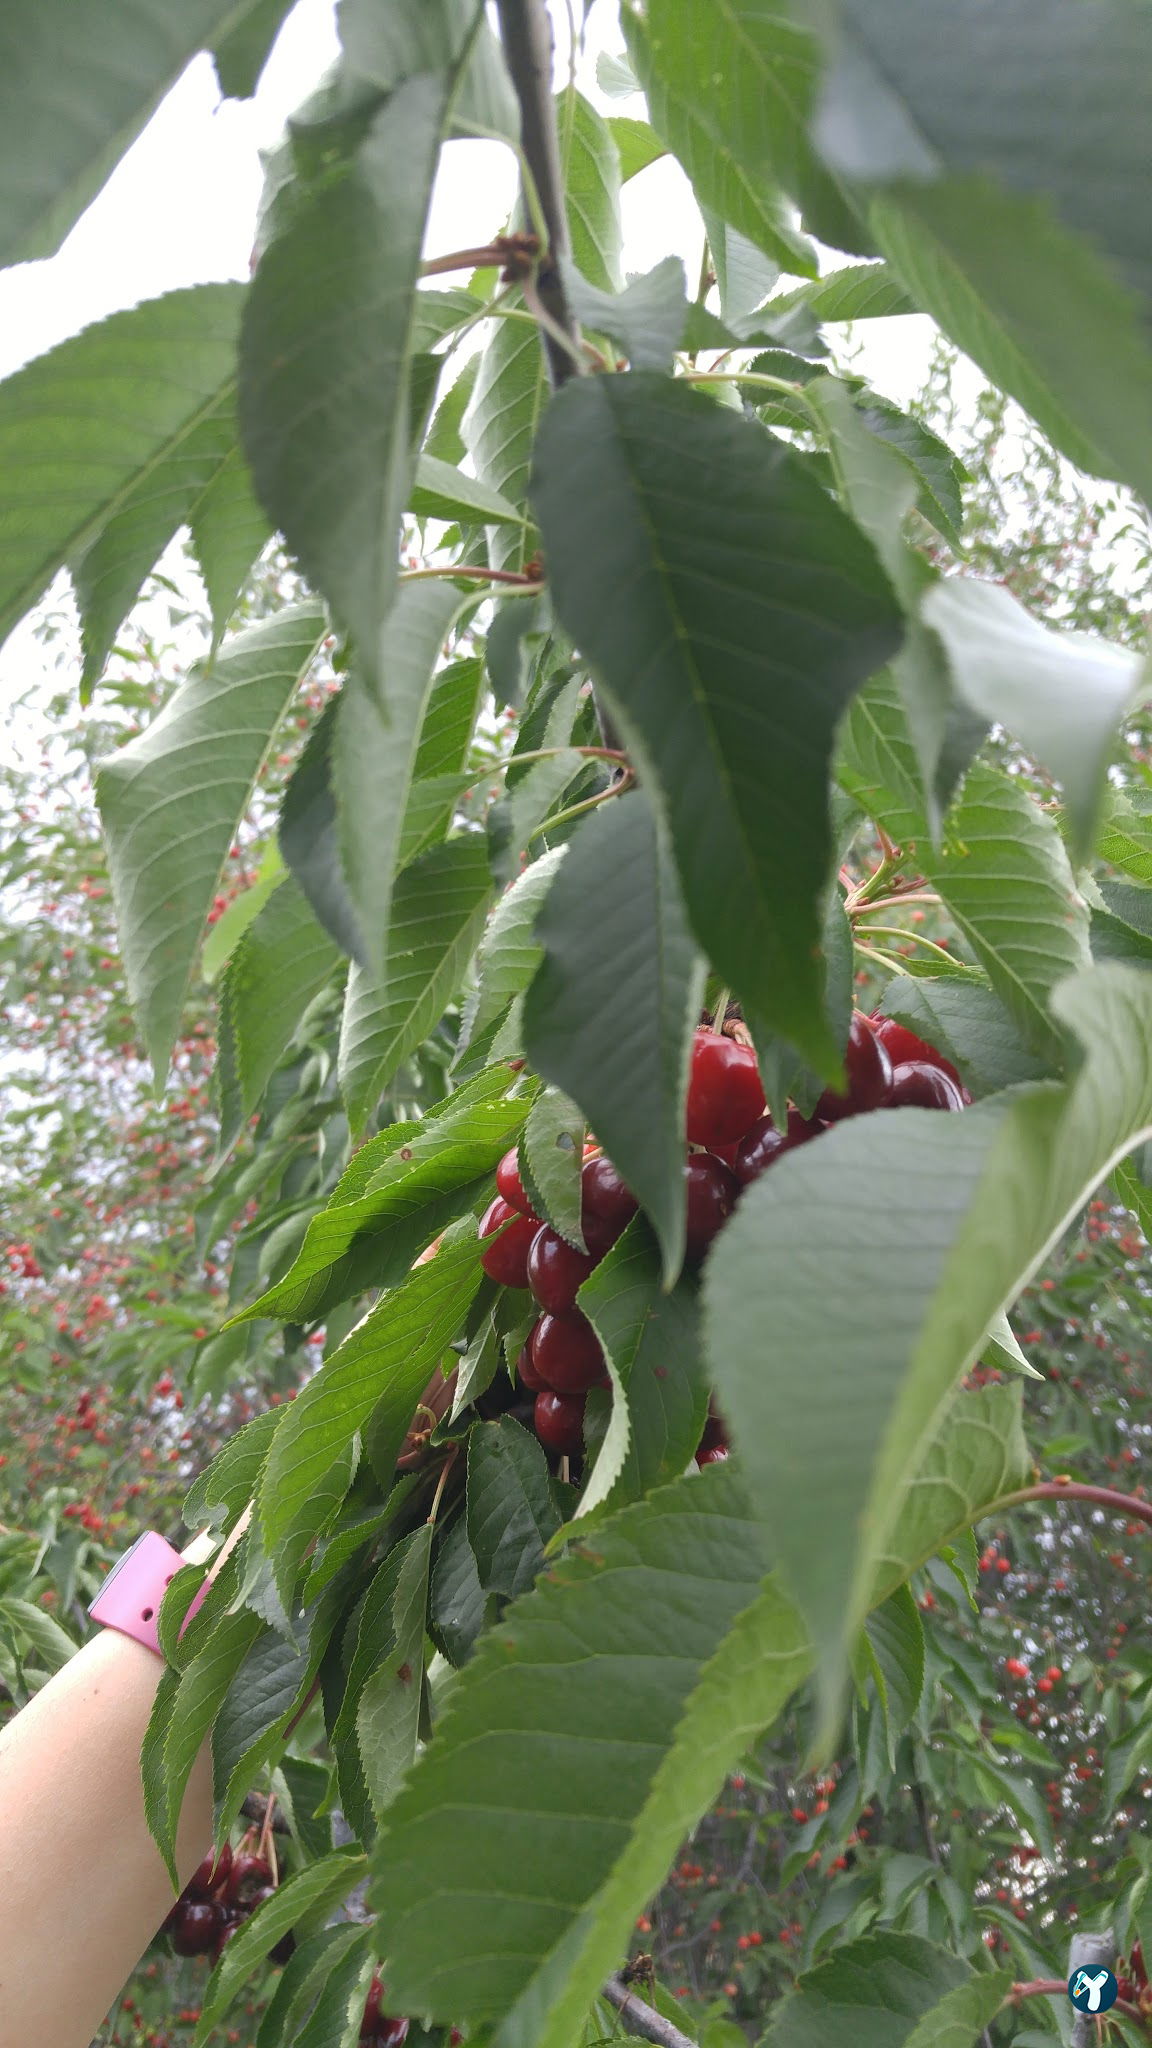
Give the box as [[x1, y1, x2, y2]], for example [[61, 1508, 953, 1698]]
[[685, 1030, 765, 1148]]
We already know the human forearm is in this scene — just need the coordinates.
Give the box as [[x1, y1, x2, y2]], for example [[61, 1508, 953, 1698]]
[[0, 1613, 213, 2048]]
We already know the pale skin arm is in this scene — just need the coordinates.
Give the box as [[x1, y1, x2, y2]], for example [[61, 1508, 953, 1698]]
[[0, 1533, 220, 2048]]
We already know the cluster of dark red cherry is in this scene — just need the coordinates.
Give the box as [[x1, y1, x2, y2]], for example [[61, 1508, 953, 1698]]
[[478, 1012, 965, 1463], [162, 1840, 282, 1964], [164, 1844, 410, 2041]]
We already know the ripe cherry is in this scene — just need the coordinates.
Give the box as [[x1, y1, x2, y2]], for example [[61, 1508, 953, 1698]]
[[226, 1851, 272, 1901], [816, 1012, 892, 1120], [170, 1899, 221, 1957], [684, 1154, 738, 1259], [696, 1443, 730, 1466], [495, 1149, 539, 1219], [188, 1841, 232, 1898], [516, 1338, 548, 1391], [734, 1109, 825, 1185], [478, 1196, 537, 1288], [361, 1975, 385, 2036], [534, 1387, 587, 1456], [872, 1015, 963, 1090], [686, 1031, 766, 1149], [886, 1061, 965, 1111], [378, 2023, 411, 2048], [531, 1310, 605, 1391], [582, 1154, 637, 1230], [581, 1155, 638, 1256], [527, 1226, 598, 1313]]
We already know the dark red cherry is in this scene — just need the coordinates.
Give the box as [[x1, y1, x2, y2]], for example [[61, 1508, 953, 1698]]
[[733, 1117, 786, 1185], [226, 1852, 272, 1901], [531, 1310, 605, 1392], [872, 1016, 963, 1091], [270, 1930, 297, 1966], [495, 1148, 539, 1218], [816, 1012, 892, 1120], [695, 1411, 729, 1465], [684, 1155, 738, 1260], [886, 1060, 966, 1111], [378, 2022, 411, 2048], [361, 1974, 385, 2035], [534, 1388, 587, 1456], [516, 1336, 548, 1391], [696, 1443, 730, 1466], [686, 1031, 766, 1148], [478, 1196, 537, 1288], [170, 1898, 221, 1957], [581, 1155, 638, 1231], [527, 1225, 599, 1313], [188, 1841, 232, 1898]]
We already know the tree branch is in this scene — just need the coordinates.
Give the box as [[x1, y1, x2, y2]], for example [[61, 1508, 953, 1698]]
[[603, 1977, 700, 2048], [494, 0, 581, 390]]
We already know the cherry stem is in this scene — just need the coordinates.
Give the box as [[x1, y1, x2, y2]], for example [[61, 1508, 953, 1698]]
[[526, 766, 635, 843], [711, 986, 731, 1032], [426, 1450, 458, 1528], [851, 939, 905, 979], [986, 1479, 1152, 1533], [853, 890, 941, 916], [506, 745, 629, 769], [281, 1675, 321, 1745], [399, 565, 544, 587], [853, 925, 961, 968], [1007, 1981, 1147, 2028]]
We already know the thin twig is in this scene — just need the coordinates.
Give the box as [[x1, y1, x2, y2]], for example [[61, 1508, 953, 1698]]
[[602, 1978, 699, 2048], [986, 1480, 1152, 1533], [494, 0, 582, 389]]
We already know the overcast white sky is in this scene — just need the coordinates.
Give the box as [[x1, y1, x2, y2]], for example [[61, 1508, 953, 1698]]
[[0, 0, 941, 748]]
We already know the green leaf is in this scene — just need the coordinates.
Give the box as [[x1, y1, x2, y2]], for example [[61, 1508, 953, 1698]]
[[335, 582, 473, 975], [0, 284, 243, 654], [576, 1220, 708, 1518], [414, 655, 485, 778], [518, 1086, 585, 1250], [211, 1619, 312, 1842], [0, 1597, 76, 1673], [369, 1467, 806, 2037], [927, 762, 1090, 1067], [1099, 795, 1152, 885], [563, 256, 687, 373], [523, 793, 703, 1285], [0, 6, 273, 267], [256, 1926, 372, 2048], [97, 602, 326, 1083], [768, 262, 917, 324], [143, 1608, 263, 1884], [217, 877, 343, 1154], [877, 1384, 1030, 1602], [700, 212, 781, 336], [876, 978, 1051, 1099], [212, 0, 295, 99], [338, 838, 492, 1131], [608, 116, 666, 183], [239, 33, 467, 662], [464, 91, 621, 571], [409, 454, 526, 526], [339, 0, 518, 145], [356, 1530, 430, 1818], [810, 373, 954, 829], [467, 1419, 562, 1600], [256, 1223, 483, 1598], [71, 392, 266, 695], [279, 698, 365, 961], [864, 1586, 924, 1767], [705, 961, 1152, 1730], [621, 0, 844, 268], [758, 1931, 1006, 2048], [923, 580, 1144, 863], [853, 394, 966, 550], [192, 1848, 369, 2046], [184, 1409, 284, 1533], [429, 1507, 488, 1667], [805, 0, 1152, 500], [460, 847, 567, 1059], [232, 1064, 533, 1324], [531, 374, 903, 1073], [200, 839, 286, 985]]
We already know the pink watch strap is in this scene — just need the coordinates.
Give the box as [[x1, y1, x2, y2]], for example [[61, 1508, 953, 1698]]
[[88, 1531, 209, 1658]]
